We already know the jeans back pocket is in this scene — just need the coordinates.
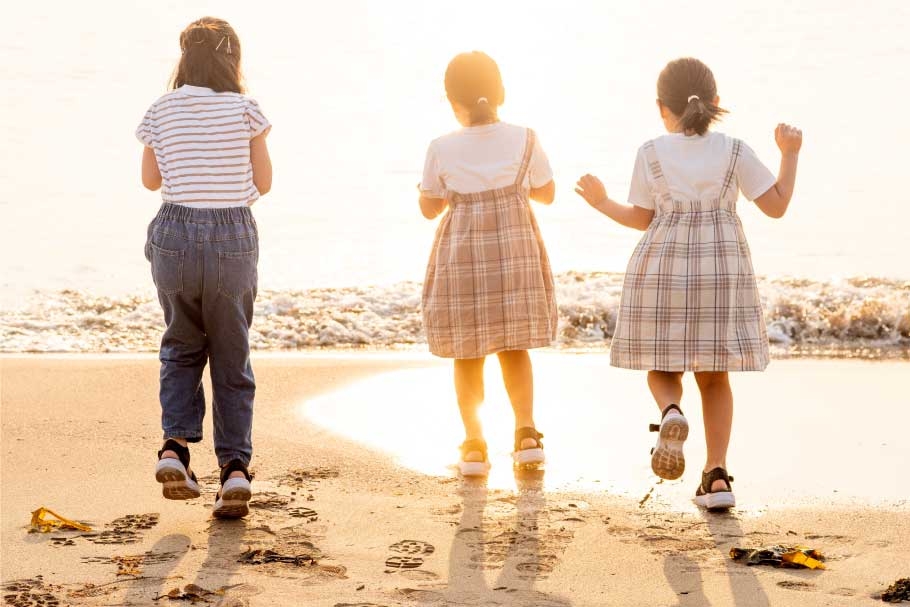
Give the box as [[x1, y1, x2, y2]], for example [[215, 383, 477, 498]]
[[218, 250, 258, 301], [149, 242, 184, 295]]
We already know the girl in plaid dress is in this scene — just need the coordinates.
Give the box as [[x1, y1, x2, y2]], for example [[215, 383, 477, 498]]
[[419, 52, 558, 477], [576, 58, 803, 509]]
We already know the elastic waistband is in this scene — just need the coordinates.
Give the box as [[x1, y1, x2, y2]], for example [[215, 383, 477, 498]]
[[154, 203, 254, 225]]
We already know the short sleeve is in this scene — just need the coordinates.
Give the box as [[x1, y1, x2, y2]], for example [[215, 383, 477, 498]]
[[244, 98, 271, 139], [135, 106, 155, 147], [419, 141, 446, 199], [527, 130, 554, 189], [735, 140, 776, 201], [627, 145, 654, 209]]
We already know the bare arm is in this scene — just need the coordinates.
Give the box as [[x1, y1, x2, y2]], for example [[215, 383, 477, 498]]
[[575, 174, 654, 230], [419, 193, 447, 220], [530, 180, 556, 204], [250, 130, 272, 196], [753, 123, 802, 219], [141, 146, 162, 191]]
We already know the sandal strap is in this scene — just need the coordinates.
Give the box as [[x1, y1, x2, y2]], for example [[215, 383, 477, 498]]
[[651, 404, 684, 432], [661, 404, 683, 419], [701, 467, 734, 493], [514, 427, 544, 451], [220, 459, 252, 485], [158, 439, 191, 470], [460, 438, 488, 460]]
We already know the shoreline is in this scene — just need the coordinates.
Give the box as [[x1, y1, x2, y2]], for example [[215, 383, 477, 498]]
[[2, 355, 908, 606]]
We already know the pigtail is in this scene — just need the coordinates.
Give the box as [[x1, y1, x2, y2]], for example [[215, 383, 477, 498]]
[[678, 95, 725, 136], [468, 96, 496, 125]]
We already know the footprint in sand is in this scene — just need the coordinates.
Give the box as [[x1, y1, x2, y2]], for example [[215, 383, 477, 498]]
[[81, 549, 182, 576], [288, 507, 319, 522], [777, 580, 816, 591], [389, 540, 435, 556], [3, 577, 61, 607], [87, 513, 159, 545], [385, 556, 425, 569], [383, 540, 441, 581], [248, 492, 293, 511]]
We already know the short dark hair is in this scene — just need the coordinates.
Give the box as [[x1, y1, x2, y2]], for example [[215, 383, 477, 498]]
[[169, 17, 244, 94], [657, 58, 727, 136], [444, 52, 503, 125]]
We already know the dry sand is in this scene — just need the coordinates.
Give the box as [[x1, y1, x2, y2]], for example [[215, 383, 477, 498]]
[[1, 354, 908, 606]]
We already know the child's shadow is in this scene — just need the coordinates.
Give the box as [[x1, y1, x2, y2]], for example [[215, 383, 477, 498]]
[[126, 519, 253, 606], [662, 512, 770, 606], [445, 471, 573, 606]]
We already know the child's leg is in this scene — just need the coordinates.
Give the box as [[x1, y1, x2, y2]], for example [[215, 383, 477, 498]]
[[496, 350, 538, 450], [155, 264, 207, 460], [455, 357, 486, 461], [694, 371, 733, 491], [647, 370, 684, 412], [203, 218, 259, 482]]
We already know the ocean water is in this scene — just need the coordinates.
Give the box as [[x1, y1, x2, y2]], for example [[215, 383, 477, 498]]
[[1, 1, 909, 355]]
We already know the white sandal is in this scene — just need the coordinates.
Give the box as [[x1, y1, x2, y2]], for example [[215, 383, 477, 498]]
[[649, 404, 688, 480]]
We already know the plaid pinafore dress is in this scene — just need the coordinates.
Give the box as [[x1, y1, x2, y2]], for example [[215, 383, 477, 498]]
[[422, 129, 558, 359], [611, 139, 770, 372]]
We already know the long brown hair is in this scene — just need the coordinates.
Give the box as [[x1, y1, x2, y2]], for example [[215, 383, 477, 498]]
[[169, 17, 244, 94], [444, 51, 504, 125], [657, 57, 727, 136]]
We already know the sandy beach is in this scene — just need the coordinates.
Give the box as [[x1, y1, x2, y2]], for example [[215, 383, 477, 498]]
[[1, 354, 908, 606]]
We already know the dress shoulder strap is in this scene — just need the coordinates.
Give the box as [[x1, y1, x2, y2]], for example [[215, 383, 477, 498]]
[[514, 128, 536, 187], [720, 138, 743, 200], [642, 140, 673, 206]]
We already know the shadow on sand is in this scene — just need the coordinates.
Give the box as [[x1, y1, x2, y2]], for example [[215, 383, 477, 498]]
[[443, 469, 574, 607]]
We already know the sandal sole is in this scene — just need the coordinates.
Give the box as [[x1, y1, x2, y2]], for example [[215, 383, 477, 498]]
[[155, 460, 201, 500], [213, 478, 252, 519], [512, 448, 545, 467], [695, 491, 735, 511], [458, 461, 491, 478], [651, 415, 688, 480]]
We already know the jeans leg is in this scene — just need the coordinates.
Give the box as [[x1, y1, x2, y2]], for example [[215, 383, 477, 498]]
[[158, 292, 207, 443], [149, 217, 207, 444], [204, 227, 258, 467]]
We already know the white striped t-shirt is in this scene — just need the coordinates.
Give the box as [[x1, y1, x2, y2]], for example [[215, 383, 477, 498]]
[[136, 84, 271, 208]]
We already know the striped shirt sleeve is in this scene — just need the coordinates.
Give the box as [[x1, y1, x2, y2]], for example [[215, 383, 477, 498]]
[[135, 106, 155, 147], [244, 98, 271, 139]]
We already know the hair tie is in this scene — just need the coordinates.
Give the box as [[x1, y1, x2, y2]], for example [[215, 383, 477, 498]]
[[687, 95, 700, 103], [476, 96, 489, 104]]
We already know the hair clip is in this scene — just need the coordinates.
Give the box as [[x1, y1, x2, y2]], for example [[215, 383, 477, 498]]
[[216, 36, 232, 54], [687, 95, 700, 103], [477, 96, 489, 104]]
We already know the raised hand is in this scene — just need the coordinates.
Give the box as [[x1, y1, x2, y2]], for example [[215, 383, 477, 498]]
[[775, 123, 802, 155], [575, 174, 608, 208]]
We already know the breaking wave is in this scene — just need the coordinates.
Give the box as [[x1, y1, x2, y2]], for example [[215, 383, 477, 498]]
[[2, 273, 908, 359]]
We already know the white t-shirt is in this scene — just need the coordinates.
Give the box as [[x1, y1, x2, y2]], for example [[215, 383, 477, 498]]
[[420, 122, 553, 198], [136, 85, 271, 208], [628, 131, 776, 209]]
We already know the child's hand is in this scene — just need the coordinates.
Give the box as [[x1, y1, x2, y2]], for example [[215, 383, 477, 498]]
[[775, 123, 802, 155], [575, 174, 608, 208]]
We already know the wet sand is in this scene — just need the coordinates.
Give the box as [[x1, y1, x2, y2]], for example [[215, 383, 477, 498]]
[[1, 354, 908, 606]]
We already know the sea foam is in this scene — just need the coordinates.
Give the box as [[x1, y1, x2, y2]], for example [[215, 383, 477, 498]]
[[2, 273, 908, 358]]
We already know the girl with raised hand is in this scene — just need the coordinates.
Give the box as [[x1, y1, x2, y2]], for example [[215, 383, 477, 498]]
[[576, 57, 802, 509]]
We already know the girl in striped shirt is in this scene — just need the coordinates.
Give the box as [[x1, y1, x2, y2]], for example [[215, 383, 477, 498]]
[[136, 16, 272, 519]]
